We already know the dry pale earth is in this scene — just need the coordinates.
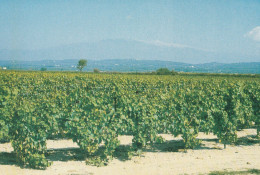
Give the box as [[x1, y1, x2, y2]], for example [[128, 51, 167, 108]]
[[0, 129, 259, 175]]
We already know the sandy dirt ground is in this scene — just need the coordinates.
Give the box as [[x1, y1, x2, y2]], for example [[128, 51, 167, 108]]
[[0, 129, 259, 175]]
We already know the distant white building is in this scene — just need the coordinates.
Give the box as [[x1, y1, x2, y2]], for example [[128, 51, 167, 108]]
[[3, 67, 7, 70]]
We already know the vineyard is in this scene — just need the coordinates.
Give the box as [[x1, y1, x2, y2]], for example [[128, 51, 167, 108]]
[[0, 71, 259, 169]]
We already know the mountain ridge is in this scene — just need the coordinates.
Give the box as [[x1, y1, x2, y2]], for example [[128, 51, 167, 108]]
[[1, 39, 259, 64]]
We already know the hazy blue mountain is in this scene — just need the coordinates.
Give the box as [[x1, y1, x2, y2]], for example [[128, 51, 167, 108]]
[[1, 59, 259, 74], [0, 39, 259, 64]]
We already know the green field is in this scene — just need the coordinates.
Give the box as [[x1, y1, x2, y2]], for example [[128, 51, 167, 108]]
[[0, 70, 259, 169]]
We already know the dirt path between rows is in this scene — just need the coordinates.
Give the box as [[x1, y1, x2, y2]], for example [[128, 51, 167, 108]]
[[1, 129, 259, 175]]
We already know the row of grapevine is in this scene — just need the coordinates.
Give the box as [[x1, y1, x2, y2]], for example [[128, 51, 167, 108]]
[[0, 71, 259, 169]]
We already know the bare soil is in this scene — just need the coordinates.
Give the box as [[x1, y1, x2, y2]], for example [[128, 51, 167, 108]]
[[0, 129, 259, 175]]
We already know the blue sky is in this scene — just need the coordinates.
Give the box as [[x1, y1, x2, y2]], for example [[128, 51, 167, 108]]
[[0, 0, 259, 60]]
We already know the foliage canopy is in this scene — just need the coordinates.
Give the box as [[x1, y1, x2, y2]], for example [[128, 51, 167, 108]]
[[77, 59, 87, 72], [0, 71, 259, 169]]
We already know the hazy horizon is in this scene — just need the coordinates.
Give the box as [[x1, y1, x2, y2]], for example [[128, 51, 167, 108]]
[[0, 0, 259, 63]]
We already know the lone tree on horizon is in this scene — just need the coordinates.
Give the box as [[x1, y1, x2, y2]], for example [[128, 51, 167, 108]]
[[77, 59, 87, 72]]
